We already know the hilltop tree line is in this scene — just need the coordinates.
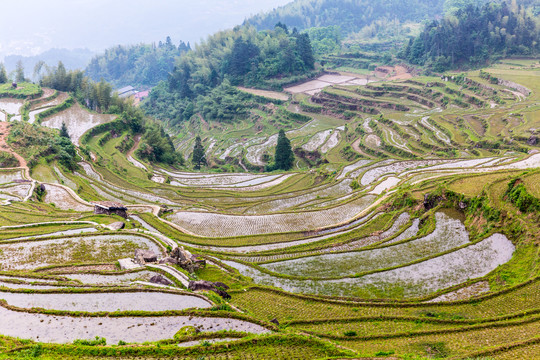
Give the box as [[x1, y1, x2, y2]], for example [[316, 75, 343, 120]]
[[0, 60, 28, 84], [143, 25, 315, 126], [246, 0, 447, 35], [400, 0, 540, 70], [86, 37, 191, 87], [40, 62, 116, 113]]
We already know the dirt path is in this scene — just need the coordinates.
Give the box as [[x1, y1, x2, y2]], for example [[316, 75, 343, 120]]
[[238, 158, 249, 172], [351, 137, 372, 158], [0, 122, 29, 176], [197, 114, 210, 132], [127, 134, 142, 158], [38, 88, 56, 100], [503, 89, 525, 102], [126, 135, 149, 170]]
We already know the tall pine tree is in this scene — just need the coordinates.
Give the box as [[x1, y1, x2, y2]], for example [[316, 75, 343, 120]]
[[15, 60, 25, 83], [191, 136, 207, 170], [60, 122, 70, 139], [0, 63, 7, 84], [273, 129, 294, 170]]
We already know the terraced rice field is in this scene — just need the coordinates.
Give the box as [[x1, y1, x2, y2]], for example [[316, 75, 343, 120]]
[[41, 103, 116, 145], [1, 61, 539, 359], [0, 98, 24, 115], [0, 291, 212, 311], [0, 306, 269, 343], [0, 234, 163, 270], [42, 183, 93, 211], [262, 212, 467, 278], [167, 195, 376, 237]]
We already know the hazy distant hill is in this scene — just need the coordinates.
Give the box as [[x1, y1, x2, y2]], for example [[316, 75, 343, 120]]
[[245, 0, 446, 34], [85, 39, 191, 88], [4, 48, 94, 79]]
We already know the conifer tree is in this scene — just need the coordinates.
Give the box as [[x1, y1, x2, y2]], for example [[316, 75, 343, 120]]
[[60, 122, 70, 139], [191, 136, 207, 170], [15, 60, 25, 83], [0, 63, 7, 84], [273, 129, 294, 170]]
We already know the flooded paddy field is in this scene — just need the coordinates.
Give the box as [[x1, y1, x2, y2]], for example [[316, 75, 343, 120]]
[[0, 305, 269, 343], [261, 213, 462, 278], [0, 291, 212, 312], [167, 195, 376, 237], [224, 233, 514, 298], [42, 184, 93, 211], [0, 234, 163, 270], [41, 103, 116, 145], [0, 98, 24, 115]]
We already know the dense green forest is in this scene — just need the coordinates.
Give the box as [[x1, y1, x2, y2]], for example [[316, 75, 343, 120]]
[[303, 26, 342, 55], [246, 0, 446, 35], [39, 62, 182, 166], [400, 1, 540, 70], [85, 37, 191, 87], [143, 25, 316, 126], [137, 120, 183, 165]]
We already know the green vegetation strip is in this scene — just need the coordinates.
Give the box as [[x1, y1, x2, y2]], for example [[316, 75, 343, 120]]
[[450, 335, 540, 360], [304, 315, 540, 341], [35, 96, 74, 124], [230, 275, 540, 309], [6, 334, 350, 359]]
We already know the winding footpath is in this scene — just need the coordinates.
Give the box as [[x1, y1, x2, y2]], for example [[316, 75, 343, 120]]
[[0, 122, 30, 178]]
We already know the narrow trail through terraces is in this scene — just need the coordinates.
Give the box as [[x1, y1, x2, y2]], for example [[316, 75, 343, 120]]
[[0, 122, 29, 178]]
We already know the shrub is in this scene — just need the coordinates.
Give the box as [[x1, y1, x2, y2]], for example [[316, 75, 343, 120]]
[[73, 336, 107, 346]]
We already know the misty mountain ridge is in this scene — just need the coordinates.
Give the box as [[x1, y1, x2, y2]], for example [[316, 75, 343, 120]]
[[4, 48, 94, 79]]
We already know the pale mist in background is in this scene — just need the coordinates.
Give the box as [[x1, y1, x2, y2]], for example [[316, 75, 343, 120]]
[[0, 0, 292, 62]]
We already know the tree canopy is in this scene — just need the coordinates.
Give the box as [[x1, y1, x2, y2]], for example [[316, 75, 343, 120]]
[[400, 1, 539, 70], [40, 62, 116, 113], [143, 25, 315, 126], [86, 37, 190, 87], [137, 122, 182, 165], [60, 121, 70, 139], [15, 60, 26, 83], [272, 130, 294, 171], [191, 136, 207, 170], [246, 0, 446, 35], [0, 63, 7, 84]]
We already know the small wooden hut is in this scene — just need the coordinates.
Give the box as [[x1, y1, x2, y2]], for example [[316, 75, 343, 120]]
[[93, 201, 128, 218]]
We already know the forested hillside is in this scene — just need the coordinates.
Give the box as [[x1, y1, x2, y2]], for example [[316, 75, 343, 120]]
[[39, 62, 182, 165], [85, 37, 191, 87], [143, 25, 316, 126], [246, 0, 446, 35], [401, 1, 540, 70]]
